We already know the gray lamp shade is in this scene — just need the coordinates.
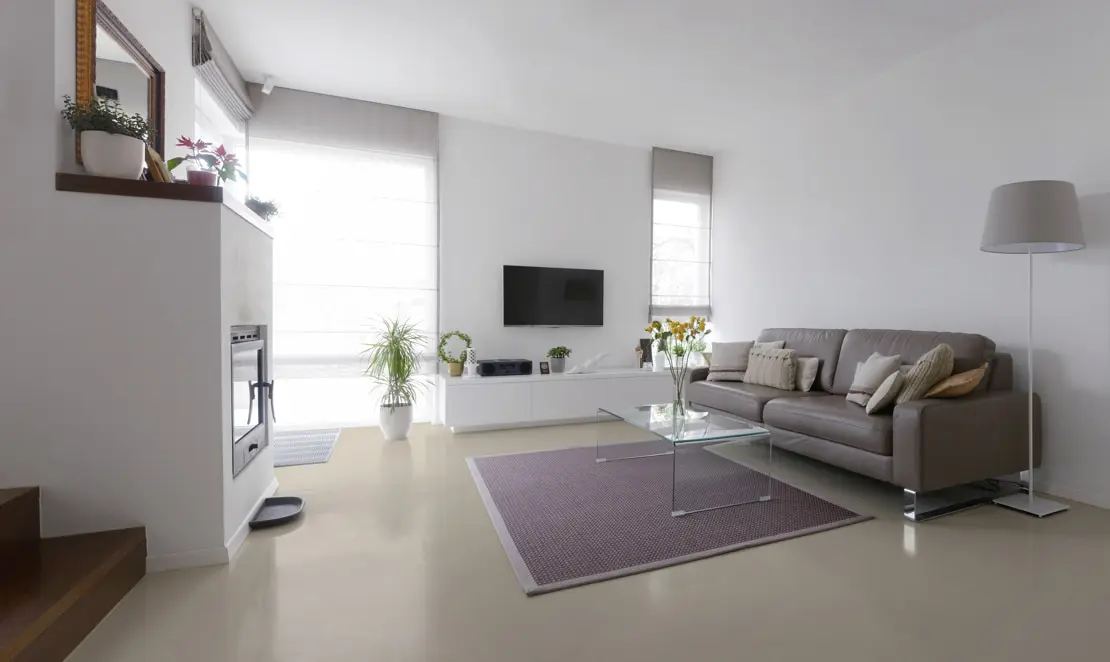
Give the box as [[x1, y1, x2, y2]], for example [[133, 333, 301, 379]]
[[981, 180, 1085, 254]]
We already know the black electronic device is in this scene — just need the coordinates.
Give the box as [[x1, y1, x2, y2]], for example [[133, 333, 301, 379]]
[[503, 265, 604, 326], [477, 359, 533, 377]]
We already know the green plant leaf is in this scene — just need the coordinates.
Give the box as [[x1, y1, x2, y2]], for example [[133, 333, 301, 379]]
[[166, 156, 184, 172]]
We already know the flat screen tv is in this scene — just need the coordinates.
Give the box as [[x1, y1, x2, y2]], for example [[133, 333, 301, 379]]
[[503, 265, 604, 327]]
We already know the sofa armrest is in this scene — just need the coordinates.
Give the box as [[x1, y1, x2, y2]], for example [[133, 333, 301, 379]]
[[689, 367, 710, 384], [893, 392, 1040, 492]]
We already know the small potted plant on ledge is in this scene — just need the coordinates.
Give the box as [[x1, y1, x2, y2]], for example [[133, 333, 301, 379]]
[[546, 346, 571, 373], [245, 196, 279, 221], [362, 318, 427, 441], [438, 330, 472, 377], [61, 95, 150, 179], [167, 136, 247, 186]]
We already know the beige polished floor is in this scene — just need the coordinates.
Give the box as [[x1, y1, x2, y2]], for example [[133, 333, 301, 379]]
[[70, 423, 1110, 662]]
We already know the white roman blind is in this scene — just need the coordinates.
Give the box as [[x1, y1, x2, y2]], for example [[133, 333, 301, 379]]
[[249, 89, 438, 428], [651, 147, 713, 319], [191, 9, 253, 125]]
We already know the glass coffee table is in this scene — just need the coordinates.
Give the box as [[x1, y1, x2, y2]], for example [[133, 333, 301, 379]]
[[596, 404, 773, 517]]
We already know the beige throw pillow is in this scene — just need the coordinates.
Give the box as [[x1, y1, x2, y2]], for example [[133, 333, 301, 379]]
[[926, 362, 989, 398], [743, 347, 797, 390], [846, 353, 901, 407], [706, 340, 784, 382], [795, 357, 820, 392], [866, 371, 905, 415], [896, 343, 955, 404]]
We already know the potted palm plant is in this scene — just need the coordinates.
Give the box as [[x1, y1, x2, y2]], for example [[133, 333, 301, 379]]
[[362, 318, 427, 441], [61, 95, 150, 179]]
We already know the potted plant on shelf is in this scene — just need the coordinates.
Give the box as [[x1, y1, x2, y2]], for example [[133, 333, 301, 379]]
[[362, 318, 427, 441], [438, 330, 472, 377], [60, 95, 150, 179], [245, 196, 279, 221], [167, 136, 247, 186], [646, 316, 710, 417], [546, 346, 571, 373]]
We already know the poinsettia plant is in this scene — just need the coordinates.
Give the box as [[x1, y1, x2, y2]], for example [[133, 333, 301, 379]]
[[167, 136, 247, 183]]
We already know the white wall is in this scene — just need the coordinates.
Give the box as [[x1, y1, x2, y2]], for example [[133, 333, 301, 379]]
[[221, 205, 277, 551], [713, 1, 1110, 507], [1, 0, 269, 568], [439, 117, 652, 369]]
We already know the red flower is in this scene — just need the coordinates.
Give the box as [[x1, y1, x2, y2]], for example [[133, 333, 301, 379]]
[[176, 135, 194, 148], [194, 139, 210, 150], [215, 145, 227, 158]]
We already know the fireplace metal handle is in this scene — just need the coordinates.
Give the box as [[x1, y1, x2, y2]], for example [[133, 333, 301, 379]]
[[260, 380, 276, 423]]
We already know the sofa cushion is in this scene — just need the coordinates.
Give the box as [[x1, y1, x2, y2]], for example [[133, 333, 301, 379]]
[[687, 380, 822, 423], [758, 329, 848, 393], [764, 395, 895, 455], [743, 347, 797, 390], [831, 330, 995, 395]]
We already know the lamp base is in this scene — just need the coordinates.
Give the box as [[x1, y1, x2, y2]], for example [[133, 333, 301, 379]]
[[993, 492, 1070, 517]]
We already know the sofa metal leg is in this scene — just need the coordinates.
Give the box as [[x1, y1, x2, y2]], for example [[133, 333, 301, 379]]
[[903, 482, 1019, 522]]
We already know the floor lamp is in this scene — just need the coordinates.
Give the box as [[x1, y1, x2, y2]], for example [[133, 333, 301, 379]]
[[981, 180, 1085, 517]]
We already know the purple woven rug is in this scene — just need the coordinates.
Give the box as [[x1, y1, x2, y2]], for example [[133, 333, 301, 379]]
[[468, 443, 870, 595]]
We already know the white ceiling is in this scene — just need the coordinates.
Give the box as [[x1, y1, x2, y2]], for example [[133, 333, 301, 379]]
[[194, 0, 1034, 152]]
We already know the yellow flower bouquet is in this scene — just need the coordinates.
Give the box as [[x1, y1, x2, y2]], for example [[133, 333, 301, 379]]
[[644, 316, 710, 415]]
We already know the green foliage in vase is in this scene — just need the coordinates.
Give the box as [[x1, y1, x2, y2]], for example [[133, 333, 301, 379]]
[[60, 95, 150, 141], [546, 346, 572, 359]]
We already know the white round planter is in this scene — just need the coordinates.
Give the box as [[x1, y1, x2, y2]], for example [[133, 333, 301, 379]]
[[380, 404, 414, 441], [81, 130, 146, 179]]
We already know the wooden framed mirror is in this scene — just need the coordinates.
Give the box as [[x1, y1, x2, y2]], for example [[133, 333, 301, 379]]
[[75, 0, 166, 158]]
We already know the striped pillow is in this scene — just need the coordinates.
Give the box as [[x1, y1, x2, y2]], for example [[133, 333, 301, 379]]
[[896, 343, 955, 404], [743, 347, 797, 390]]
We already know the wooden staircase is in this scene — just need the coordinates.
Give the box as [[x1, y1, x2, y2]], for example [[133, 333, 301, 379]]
[[0, 488, 145, 662]]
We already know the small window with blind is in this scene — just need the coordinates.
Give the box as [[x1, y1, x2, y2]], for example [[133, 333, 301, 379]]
[[651, 148, 713, 319]]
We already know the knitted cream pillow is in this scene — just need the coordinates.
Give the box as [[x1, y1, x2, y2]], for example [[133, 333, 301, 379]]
[[896, 343, 955, 404], [743, 347, 797, 390]]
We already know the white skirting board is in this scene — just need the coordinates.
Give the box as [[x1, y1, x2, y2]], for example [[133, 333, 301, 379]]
[[225, 477, 280, 563], [146, 477, 280, 572]]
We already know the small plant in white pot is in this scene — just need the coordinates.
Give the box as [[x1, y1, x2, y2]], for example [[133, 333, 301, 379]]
[[61, 95, 150, 179], [546, 346, 572, 373], [362, 318, 427, 441]]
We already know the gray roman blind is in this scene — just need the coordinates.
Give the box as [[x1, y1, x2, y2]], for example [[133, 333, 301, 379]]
[[651, 148, 713, 319], [247, 85, 438, 158], [191, 8, 253, 126]]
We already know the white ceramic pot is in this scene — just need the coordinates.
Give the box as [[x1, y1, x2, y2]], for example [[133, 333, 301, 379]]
[[81, 131, 146, 179], [380, 404, 414, 441], [549, 357, 566, 373]]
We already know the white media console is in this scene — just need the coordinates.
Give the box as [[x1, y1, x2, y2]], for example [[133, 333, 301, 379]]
[[436, 368, 673, 432]]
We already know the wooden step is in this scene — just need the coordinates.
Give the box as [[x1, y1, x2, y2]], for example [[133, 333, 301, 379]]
[[0, 527, 146, 662], [0, 489, 39, 577]]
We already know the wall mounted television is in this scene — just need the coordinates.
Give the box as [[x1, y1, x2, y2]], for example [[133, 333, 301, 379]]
[[503, 265, 604, 327]]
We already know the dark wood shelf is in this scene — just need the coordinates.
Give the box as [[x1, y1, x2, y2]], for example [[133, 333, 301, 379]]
[[55, 173, 223, 203]]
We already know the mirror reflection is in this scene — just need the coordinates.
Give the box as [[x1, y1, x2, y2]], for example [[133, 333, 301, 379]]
[[94, 23, 150, 121]]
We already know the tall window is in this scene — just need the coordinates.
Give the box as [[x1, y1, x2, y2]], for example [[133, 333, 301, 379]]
[[249, 138, 438, 428], [651, 148, 713, 319]]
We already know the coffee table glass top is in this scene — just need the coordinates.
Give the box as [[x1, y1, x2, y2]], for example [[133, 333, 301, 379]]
[[599, 404, 768, 445]]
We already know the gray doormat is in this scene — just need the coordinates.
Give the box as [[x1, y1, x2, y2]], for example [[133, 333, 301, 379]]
[[273, 429, 341, 467], [468, 444, 871, 595]]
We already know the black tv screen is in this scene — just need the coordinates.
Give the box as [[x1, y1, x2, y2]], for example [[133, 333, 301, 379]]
[[503, 265, 604, 327]]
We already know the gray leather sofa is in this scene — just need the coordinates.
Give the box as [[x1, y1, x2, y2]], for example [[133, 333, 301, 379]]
[[688, 328, 1038, 497]]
